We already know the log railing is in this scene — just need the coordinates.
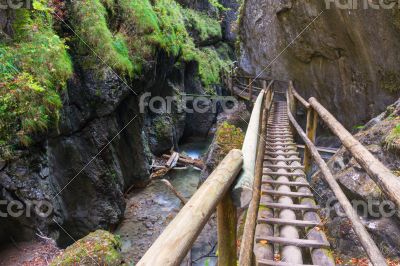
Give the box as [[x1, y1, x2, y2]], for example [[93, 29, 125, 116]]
[[287, 83, 400, 265]]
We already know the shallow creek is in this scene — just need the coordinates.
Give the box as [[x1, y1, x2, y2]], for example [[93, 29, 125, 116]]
[[115, 136, 213, 265]]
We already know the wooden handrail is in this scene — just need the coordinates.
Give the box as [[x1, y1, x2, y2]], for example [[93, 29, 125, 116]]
[[309, 97, 400, 210], [287, 102, 387, 266], [239, 88, 274, 265], [232, 89, 267, 208], [137, 149, 243, 266]]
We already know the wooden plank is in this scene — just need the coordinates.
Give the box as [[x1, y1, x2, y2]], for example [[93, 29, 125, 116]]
[[260, 201, 320, 211], [165, 152, 179, 168], [296, 144, 337, 154], [255, 236, 330, 248], [263, 171, 304, 177], [288, 103, 387, 265], [258, 217, 321, 227], [262, 179, 310, 187], [137, 150, 243, 266], [257, 259, 317, 266], [263, 164, 304, 170], [264, 157, 301, 162], [264, 152, 299, 156], [262, 190, 314, 198]]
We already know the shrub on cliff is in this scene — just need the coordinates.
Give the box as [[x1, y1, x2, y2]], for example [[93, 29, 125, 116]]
[[0, 4, 72, 157]]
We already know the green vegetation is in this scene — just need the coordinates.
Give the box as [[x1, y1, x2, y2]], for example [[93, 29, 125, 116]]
[[50, 230, 122, 265], [380, 71, 400, 93], [384, 123, 400, 151], [209, 0, 229, 11], [0, 3, 72, 157], [182, 8, 222, 43], [215, 122, 244, 160], [1, 0, 232, 155], [70, 0, 134, 75]]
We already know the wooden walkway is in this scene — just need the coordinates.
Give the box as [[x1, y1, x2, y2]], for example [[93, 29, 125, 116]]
[[138, 75, 396, 266], [254, 100, 333, 265]]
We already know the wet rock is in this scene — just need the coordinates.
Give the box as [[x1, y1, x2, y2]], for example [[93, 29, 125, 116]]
[[239, 0, 400, 127]]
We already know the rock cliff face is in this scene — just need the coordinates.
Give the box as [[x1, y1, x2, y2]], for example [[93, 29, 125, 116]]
[[0, 0, 238, 246], [239, 0, 400, 126]]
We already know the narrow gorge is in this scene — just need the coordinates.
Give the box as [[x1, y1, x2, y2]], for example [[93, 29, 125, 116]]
[[1, 0, 400, 265]]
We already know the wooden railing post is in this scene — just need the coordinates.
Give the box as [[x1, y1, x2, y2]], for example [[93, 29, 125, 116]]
[[262, 80, 267, 91], [217, 193, 237, 266], [303, 108, 318, 174], [248, 78, 253, 101], [288, 81, 296, 115]]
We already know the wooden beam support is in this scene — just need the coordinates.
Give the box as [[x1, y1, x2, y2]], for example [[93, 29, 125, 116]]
[[303, 108, 318, 174], [217, 192, 237, 266]]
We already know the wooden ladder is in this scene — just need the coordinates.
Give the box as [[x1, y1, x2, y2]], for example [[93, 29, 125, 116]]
[[253, 101, 334, 266]]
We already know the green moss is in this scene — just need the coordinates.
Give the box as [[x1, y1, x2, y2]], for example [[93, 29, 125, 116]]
[[209, 0, 228, 11], [0, 1, 72, 157], [154, 116, 171, 138], [380, 71, 400, 93], [152, 0, 191, 56], [50, 230, 122, 266], [215, 122, 244, 160], [70, 0, 134, 75], [182, 8, 222, 43], [384, 123, 400, 151]]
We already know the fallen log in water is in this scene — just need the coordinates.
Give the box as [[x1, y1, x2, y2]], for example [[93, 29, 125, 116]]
[[162, 154, 204, 169]]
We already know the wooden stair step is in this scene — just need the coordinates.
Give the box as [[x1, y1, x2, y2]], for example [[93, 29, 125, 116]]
[[262, 179, 310, 187], [257, 217, 321, 227], [265, 145, 296, 149], [263, 164, 304, 170], [260, 201, 320, 211], [262, 190, 314, 198], [266, 139, 293, 142], [264, 157, 301, 162], [255, 236, 330, 248], [265, 151, 299, 156], [264, 150, 296, 154], [263, 171, 304, 177], [257, 259, 317, 266]]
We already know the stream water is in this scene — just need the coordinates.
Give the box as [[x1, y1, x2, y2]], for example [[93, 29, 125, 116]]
[[115, 136, 213, 265]]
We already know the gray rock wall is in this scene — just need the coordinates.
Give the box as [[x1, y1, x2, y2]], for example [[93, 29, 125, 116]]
[[239, 0, 400, 126]]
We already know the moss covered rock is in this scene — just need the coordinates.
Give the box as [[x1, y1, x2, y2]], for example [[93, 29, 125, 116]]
[[50, 230, 122, 266]]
